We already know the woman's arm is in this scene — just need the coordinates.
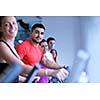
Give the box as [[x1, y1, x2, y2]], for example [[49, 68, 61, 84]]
[[40, 57, 64, 69], [0, 42, 33, 74]]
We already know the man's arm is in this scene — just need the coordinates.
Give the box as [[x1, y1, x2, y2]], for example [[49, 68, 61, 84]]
[[40, 57, 64, 69]]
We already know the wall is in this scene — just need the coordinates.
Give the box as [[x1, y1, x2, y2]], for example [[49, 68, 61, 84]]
[[42, 16, 81, 66], [80, 16, 100, 82]]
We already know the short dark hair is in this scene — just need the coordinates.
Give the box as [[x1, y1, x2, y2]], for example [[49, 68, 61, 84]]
[[47, 37, 56, 43], [31, 23, 45, 31], [39, 39, 47, 45]]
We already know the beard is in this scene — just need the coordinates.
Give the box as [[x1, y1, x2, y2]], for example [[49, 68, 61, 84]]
[[32, 38, 41, 44]]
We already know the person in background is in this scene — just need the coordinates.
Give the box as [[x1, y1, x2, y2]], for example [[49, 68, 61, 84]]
[[47, 37, 69, 83], [46, 37, 57, 63], [39, 39, 59, 83], [37, 39, 49, 83], [47, 37, 56, 51], [16, 23, 69, 82], [50, 49, 58, 63]]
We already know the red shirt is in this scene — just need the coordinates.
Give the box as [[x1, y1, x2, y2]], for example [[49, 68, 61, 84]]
[[16, 40, 44, 67]]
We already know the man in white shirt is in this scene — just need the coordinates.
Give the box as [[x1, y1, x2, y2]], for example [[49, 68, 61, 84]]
[[47, 37, 56, 51]]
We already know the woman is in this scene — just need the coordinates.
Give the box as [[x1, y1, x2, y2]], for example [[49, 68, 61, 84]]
[[38, 39, 49, 83], [0, 16, 32, 82], [50, 49, 58, 63]]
